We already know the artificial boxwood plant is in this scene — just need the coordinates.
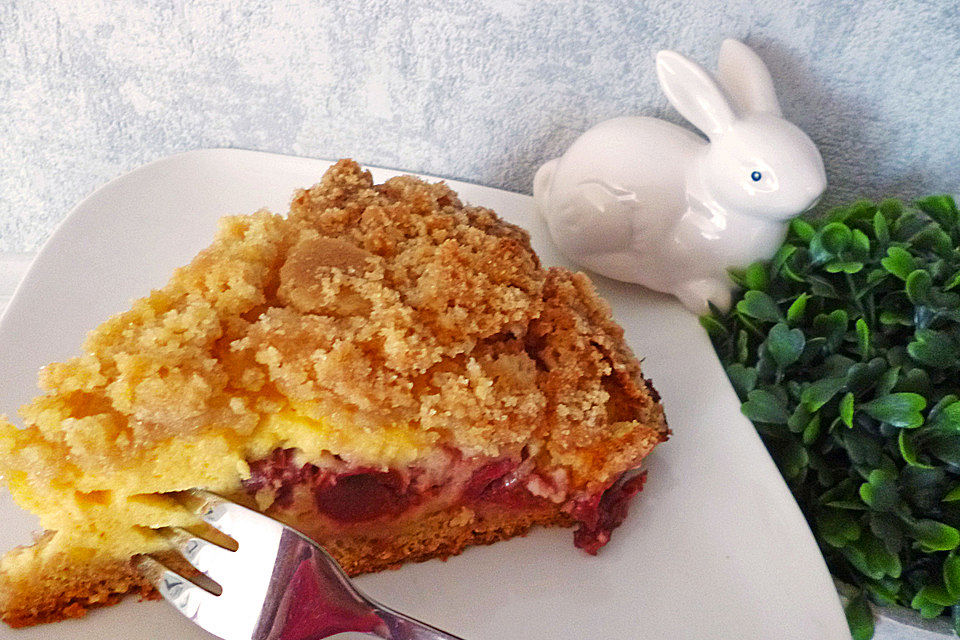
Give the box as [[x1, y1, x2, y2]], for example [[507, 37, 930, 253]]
[[704, 196, 960, 639]]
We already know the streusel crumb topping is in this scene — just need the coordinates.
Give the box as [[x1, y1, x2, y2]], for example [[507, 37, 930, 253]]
[[0, 160, 666, 490]]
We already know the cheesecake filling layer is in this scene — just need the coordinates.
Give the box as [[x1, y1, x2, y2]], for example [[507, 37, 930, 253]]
[[1, 395, 659, 573]]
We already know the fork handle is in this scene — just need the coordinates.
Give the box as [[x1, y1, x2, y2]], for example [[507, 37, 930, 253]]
[[373, 606, 467, 640]]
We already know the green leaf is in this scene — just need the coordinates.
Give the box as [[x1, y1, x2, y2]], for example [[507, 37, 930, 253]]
[[840, 392, 855, 427], [849, 200, 881, 222], [905, 269, 933, 305], [802, 377, 847, 411], [826, 499, 870, 511], [766, 323, 805, 369], [787, 404, 812, 433], [741, 389, 790, 424], [908, 329, 960, 368], [699, 315, 728, 338], [930, 395, 960, 419], [844, 429, 883, 466], [841, 543, 883, 580], [786, 293, 810, 324], [821, 222, 853, 255], [910, 519, 960, 551], [945, 554, 960, 596], [842, 531, 901, 579], [943, 269, 960, 291], [928, 400, 960, 433], [944, 484, 960, 503], [735, 329, 749, 364], [772, 244, 800, 279], [917, 584, 958, 607], [825, 260, 864, 274], [820, 479, 860, 505], [900, 467, 945, 511], [859, 468, 899, 511], [743, 261, 769, 291], [846, 358, 887, 394], [916, 194, 959, 229], [879, 309, 912, 326], [912, 585, 952, 618], [813, 309, 848, 349], [736, 290, 783, 323], [823, 353, 856, 378], [845, 595, 874, 640], [928, 435, 960, 466], [915, 603, 945, 619], [802, 414, 821, 445], [899, 430, 933, 468], [774, 439, 809, 480], [878, 198, 904, 220], [725, 363, 757, 399], [861, 393, 927, 428], [881, 246, 917, 280], [931, 229, 955, 257], [876, 366, 900, 396], [897, 368, 931, 395], [726, 267, 746, 288], [850, 228, 871, 259], [866, 267, 888, 285], [808, 275, 840, 298], [856, 318, 870, 358], [870, 512, 904, 554], [864, 577, 900, 606], [818, 508, 862, 547], [874, 211, 890, 245], [790, 217, 816, 242]]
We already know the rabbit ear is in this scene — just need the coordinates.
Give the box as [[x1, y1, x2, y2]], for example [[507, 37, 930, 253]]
[[656, 50, 736, 139], [716, 39, 782, 116]]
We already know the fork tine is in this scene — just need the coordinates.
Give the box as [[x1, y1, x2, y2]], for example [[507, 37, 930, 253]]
[[135, 554, 220, 620], [157, 526, 237, 584], [175, 488, 231, 518], [175, 489, 266, 546]]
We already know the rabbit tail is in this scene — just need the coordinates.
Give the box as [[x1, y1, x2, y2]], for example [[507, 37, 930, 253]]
[[533, 158, 558, 211]]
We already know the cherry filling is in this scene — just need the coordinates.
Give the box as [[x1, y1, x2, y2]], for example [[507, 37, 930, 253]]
[[460, 458, 517, 502], [244, 448, 646, 551], [245, 450, 423, 523], [461, 459, 552, 510], [313, 471, 416, 522], [568, 472, 647, 555]]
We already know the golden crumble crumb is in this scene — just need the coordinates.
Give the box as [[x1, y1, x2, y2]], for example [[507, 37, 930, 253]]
[[2, 159, 664, 485]]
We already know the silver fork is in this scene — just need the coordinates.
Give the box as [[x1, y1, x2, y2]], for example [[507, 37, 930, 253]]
[[135, 489, 466, 640]]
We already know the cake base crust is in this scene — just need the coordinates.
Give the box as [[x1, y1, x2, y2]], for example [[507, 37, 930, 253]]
[[0, 554, 157, 628], [0, 504, 571, 628]]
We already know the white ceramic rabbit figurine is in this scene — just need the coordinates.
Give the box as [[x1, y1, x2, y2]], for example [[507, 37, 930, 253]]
[[533, 39, 826, 314]]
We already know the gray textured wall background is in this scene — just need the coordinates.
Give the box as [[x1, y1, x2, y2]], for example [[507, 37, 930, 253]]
[[2, 0, 960, 252]]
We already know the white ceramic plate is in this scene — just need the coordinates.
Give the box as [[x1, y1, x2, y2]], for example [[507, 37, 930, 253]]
[[0, 150, 849, 640]]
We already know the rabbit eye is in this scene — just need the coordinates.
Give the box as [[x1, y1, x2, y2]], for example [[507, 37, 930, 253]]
[[750, 171, 762, 182]]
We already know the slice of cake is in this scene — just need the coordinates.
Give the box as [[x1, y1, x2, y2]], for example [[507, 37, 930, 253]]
[[0, 160, 668, 627]]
